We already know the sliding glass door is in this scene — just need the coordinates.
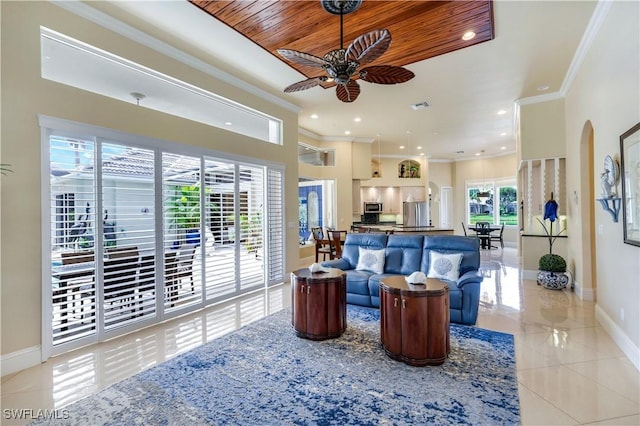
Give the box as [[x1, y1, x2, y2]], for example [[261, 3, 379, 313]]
[[44, 120, 285, 358]]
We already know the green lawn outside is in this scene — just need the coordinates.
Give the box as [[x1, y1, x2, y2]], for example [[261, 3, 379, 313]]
[[470, 214, 517, 226]]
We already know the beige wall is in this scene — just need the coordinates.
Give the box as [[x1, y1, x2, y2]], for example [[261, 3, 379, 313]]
[[564, 1, 640, 352], [519, 99, 567, 160], [0, 2, 300, 356], [298, 134, 356, 231]]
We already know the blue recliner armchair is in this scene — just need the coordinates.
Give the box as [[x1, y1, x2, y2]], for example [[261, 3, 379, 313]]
[[322, 233, 482, 325]]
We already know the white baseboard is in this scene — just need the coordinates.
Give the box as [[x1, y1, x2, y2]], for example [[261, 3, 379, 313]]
[[596, 304, 640, 371], [522, 269, 537, 281], [1, 345, 42, 377]]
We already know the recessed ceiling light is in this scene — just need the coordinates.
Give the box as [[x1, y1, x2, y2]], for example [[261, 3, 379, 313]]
[[416, 146, 422, 150], [497, 110, 507, 115], [344, 130, 351, 135], [354, 117, 361, 122], [475, 152, 481, 156], [225, 122, 233, 126], [500, 146, 506, 150], [501, 132, 507, 136], [310, 114, 319, 119], [462, 31, 476, 41], [419, 153, 425, 156], [399, 145, 405, 149], [537, 85, 550, 92]]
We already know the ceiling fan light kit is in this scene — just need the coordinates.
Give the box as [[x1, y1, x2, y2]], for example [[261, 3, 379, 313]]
[[277, 0, 415, 103]]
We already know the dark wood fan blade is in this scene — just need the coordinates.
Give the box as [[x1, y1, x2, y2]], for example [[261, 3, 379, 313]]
[[345, 29, 391, 65], [359, 65, 415, 84], [336, 80, 360, 103], [277, 49, 326, 68], [284, 76, 327, 93]]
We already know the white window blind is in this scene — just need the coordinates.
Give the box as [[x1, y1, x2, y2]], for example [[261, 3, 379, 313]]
[[267, 169, 285, 285], [44, 120, 286, 357]]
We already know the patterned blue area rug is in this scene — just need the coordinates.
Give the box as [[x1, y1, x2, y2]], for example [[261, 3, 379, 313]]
[[37, 305, 519, 425]]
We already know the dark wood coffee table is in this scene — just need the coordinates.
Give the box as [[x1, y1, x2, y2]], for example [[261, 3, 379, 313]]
[[291, 268, 346, 340], [379, 276, 450, 366]]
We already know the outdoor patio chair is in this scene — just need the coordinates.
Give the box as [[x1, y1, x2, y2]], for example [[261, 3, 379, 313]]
[[176, 244, 197, 294]]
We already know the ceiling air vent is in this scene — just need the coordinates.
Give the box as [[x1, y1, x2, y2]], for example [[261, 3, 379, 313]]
[[411, 101, 430, 110]]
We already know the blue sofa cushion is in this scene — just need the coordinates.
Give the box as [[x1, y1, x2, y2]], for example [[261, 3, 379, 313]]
[[420, 235, 480, 278], [341, 233, 388, 270], [384, 235, 424, 275]]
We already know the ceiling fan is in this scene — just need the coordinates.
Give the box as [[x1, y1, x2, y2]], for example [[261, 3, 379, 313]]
[[277, 0, 415, 103]]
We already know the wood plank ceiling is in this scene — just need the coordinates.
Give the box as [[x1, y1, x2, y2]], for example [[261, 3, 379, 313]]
[[189, 1, 494, 88]]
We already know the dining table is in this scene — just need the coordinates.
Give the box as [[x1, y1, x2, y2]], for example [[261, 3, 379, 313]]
[[467, 224, 501, 249]]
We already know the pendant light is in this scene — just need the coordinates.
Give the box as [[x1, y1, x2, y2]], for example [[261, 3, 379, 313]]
[[477, 150, 490, 202], [374, 134, 382, 178]]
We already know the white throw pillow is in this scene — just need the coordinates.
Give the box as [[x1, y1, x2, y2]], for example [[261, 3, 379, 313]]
[[427, 251, 463, 281], [355, 247, 386, 274]]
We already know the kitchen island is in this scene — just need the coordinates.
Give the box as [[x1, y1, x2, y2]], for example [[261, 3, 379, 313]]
[[352, 224, 454, 235]]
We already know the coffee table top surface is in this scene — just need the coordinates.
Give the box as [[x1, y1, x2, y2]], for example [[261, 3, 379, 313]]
[[380, 275, 448, 295], [292, 268, 345, 281]]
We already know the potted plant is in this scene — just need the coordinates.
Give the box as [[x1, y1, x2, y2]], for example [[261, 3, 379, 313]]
[[169, 185, 202, 246], [536, 193, 569, 290]]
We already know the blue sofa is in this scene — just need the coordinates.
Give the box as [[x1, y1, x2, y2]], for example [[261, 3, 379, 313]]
[[321, 233, 482, 325]]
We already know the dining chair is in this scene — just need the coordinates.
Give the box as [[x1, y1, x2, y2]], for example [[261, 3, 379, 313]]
[[329, 230, 343, 259], [175, 244, 197, 294], [164, 251, 179, 306], [312, 227, 332, 262], [137, 254, 155, 316], [490, 224, 505, 249], [107, 246, 139, 259], [461, 222, 468, 236], [104, 252, 140, 317], [472, 222, 491, 249], [60, 250, 96, 321]]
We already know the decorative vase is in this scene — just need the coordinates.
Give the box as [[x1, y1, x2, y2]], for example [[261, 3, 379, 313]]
[[186, 229, 201, 245], [537, 270, 569, 290]]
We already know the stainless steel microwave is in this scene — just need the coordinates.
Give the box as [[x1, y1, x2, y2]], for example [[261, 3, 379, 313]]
[[364, 202, 382, 213]]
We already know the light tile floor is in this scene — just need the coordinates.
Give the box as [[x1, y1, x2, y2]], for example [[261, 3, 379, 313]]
[[1, 248, 639, 425]]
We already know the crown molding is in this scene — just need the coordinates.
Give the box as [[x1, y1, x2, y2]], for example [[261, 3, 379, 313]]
[[515, 0, 612, 107], [559, 0, 612, 97], [51, 1, 301, 114]]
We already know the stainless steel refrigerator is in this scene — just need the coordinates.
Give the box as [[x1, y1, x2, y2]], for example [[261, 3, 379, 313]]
[[403, 201, 430, 227]]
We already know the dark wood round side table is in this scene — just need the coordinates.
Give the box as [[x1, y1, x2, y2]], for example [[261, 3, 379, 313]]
[[291, 268, 347, 340], [379, 276, 450, 366]]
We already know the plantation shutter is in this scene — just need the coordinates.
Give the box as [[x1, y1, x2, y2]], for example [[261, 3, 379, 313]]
[[45, 119, 286, 357], [162, 153, 203, 311], [238, 164, 265, 291], [49, 136, 97, 345], [101, 143, 156, 329], [203, 159, 237, 300], [267, 168, 285, 285]]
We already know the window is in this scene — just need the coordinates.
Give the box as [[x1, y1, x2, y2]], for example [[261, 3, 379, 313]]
[[43, 118, 285, 358], [467, 180, 518, 226], [41, 27, 282, 145], [298, 179, 336, 243], [298, 143, 335, 166]]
